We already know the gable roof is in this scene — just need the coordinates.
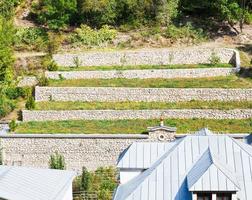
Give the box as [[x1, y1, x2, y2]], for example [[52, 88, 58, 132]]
[[117, 139, 181, 169], [187, 148, 240, 191], [0, 166, 75, 200], [114, 129, 252, 200], [193, 128, 215, 136]]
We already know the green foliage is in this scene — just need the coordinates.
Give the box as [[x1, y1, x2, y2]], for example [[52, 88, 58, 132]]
[[81, 167, 92, 191], [9, 120, 17, 132], [43, 57, 59, 71], [165, 23, 206, 42], [75, 166, 118, 200], [25, 95, 35, 110], [73, 56, 82, 68], [0, 17, 15, 83], [14, 27, 48, 51], [0, 0, 21, 19], [47, 32, 63, 55], [31, 0, 77, 30], [209, 52, 221, 65], [38, 75, 49, 86], [49, 152, 66, 170], [71, 25, 117, 47], [0, 94, 15, 118]]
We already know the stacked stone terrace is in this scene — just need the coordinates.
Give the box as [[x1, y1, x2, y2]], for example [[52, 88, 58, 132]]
[[22, 47, 252, 122]]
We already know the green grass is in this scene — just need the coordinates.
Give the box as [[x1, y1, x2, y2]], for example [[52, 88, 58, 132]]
[[35, 100, 252, 110], [16, 119, 252, 134], [58, 63, 232, 71], [49, 75, 252, 88]]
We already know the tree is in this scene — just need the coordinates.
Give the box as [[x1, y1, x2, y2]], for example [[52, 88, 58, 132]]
[[49, 152, 66, 170], [32, 0, 78, 30]]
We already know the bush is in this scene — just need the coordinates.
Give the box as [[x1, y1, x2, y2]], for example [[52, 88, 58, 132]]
[[47, 32, 63, 55], [14, 27, 48, 51], [209, 52, 221, 65], [49, 152, 66, 170], [0, 98, 15, 118], [38, 75, 49, 86], [43, 57, 59, 71], [25, 95, 35, 110], [5, 87, 31, 99], [9, 120, 17, 132], [71, 25, 117, 47], [31, 0, 77, 30]]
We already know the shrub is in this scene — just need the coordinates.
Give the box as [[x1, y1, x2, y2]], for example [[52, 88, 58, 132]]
[[38, 75, 49, 86], [9, 120, 17, 132], [49, 152, 66, 170], [5, 87, 31, 100], [209, 52, 221, 65], [71, 25, 117, 47], [25, 95, 35, 110], [14, 27, 48, 51], [0, 96, 15, 118], [47, 61, 59, 71], [73, 56, 82, 68], [47, 32, 63, 55], [31, 0, 77, 30], [165, 23, 206, 42]]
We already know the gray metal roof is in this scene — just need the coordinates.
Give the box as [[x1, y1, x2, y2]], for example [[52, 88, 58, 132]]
[[187, 148, 240, 192], [114, 130, 252, 200], [0, 166, 75, 200]]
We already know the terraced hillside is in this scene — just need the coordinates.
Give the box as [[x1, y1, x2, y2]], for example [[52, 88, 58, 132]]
[[17, 48, 252, 134]]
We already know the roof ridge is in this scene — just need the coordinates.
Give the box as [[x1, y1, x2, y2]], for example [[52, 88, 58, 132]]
[[230, 136, 252, 157], [114, 137, 185, 200]]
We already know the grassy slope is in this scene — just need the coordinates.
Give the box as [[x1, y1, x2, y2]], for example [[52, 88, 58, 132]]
[[35, 100, 252, 110], [49, 75, 252, 88], [57, 64, 232, 71], [16, 118, 252, 134]]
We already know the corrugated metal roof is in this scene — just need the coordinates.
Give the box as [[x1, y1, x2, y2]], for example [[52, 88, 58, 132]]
[[114, 130, 252, 200], [117, 140, 181, 169], [187, 148, 240, 191], [0, 166, 75, 200], [193, 128, 214, 136]]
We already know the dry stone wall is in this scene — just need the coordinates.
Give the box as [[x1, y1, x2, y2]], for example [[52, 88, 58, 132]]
[[22, 109, 252, 122], [35, 87, 252, 102], [53, 48, 240, 69], [45, 68, 235, 80], [0, 134, 148, 172]]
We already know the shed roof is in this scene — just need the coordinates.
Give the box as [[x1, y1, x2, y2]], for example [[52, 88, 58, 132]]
[[114, 129, 252, 200], [0, 166, 75, 200]]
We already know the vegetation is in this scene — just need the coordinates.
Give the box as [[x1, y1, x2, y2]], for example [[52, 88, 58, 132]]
[[48, 76, 252, 88], [25, 95, 35, 110], [57, 63, 232, 71], [74, 167, 117, 200], [14, 27, 48, 51], [9, 120, 17, 132], [15, 118, 252, 134], [35, 100, 252, 111], [49, 152, 66, 170], [71, 25, 117, 47]]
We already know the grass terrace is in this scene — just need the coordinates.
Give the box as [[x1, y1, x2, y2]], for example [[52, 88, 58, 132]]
[[16, 118, 252, 134], [57, 63, 232, 71], [34, 100, 252, 110], [48, 75, 252, 88]]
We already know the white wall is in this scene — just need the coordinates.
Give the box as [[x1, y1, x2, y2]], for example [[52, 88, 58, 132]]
[[120, 169, 143, 184], [62, 183, 73, 200]]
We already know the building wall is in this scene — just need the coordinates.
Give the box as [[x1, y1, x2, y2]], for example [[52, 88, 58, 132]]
[[35, 87, 252, 102], [53, 48, 239, 68], [45, 68, 235, 80], [22, 109, 252, 122]]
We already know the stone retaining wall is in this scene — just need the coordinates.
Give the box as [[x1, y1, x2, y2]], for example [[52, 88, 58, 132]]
[[35, 87, 252, 102], [0, 134, 147, 172], [45, 68, 235, 80], [22, 109, 252, 122], [53, 48, 240, 69]]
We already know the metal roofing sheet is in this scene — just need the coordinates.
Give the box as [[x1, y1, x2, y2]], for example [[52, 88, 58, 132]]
[[0, 166, 75, 200], [114, 133, 252, 200]]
